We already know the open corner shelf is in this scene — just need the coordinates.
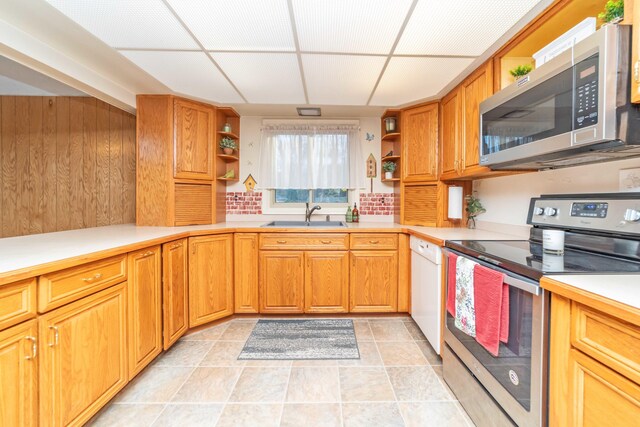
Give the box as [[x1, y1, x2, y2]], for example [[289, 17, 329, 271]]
[[381, 178, 400, 182], [381, 132, 401, 141], [381, 155, 400, 162], [217, 131, 239, 140], [217, 154, 239, 163], [217, 177, 239, 182]]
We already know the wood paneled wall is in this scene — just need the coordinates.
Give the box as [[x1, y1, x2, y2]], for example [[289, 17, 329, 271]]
[[0, 96, 136, 238]]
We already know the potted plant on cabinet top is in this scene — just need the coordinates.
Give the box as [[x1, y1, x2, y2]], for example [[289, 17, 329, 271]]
[[382, 161, 397, 180], [509, 64, 533, 82], [220, 136, 237, 155], [465, 193, 486, 229], [598, 0, 624, 24]]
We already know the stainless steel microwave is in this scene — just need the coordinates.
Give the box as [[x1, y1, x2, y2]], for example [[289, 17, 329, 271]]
[[479, 24, 640, 170]]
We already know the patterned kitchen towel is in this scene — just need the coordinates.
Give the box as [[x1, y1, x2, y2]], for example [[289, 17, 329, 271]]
[[455, 256, 477, 337]]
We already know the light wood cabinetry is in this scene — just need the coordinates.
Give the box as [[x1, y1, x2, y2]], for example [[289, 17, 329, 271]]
[[188, 235, 234, 327], [39, 283, 127, 427], [162, 238, 189, 350], [380, 109, 402, 184], [402, 103, 439, 182], [350, 233, 398, 250], [350, 251, 398, 312], [259, 251, 304, 313], [259, 233, 349, 250], [440, 88, 461, 177], [234, 233, 259, 313], [0, 319, 38, 427], [632, 0, 640, 103], [304, 251, 349, 313], [0, 278, 36, 330], [173, 99, 214, 180], [127, 246, 162, 379]]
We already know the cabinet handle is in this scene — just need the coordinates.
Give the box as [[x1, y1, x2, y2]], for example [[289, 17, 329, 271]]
[[25, 336, 37, 360], [82, 273, 103, 282], [170, 243, 182, 249], [48, 326, 59, 347], [635, 60, 640, 84], [276, 240, 287, 244], [369, 240, 380, 244], [140, 250, 155, 258], [320, 240, 332, 244]]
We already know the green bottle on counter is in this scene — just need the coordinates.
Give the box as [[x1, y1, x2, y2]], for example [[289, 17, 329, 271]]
[[346, 206, 352, 223]]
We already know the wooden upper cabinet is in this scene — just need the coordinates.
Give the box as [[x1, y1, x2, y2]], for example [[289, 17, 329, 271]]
[[39, 284, 127, 427], [234, 233, 259, 314], [162, 238, 189, 350], [174, 99, 214, 180], [188, 235, 234, 327], [632, 1, 640, 103], [304, 251, 349, 313], [461, 61, 493, 171], [259, 251, 304, 313], [402, 103, 439, 182], [440, 88, 461, 178], [350, 251, 398, 313], [0, 319, 38, 427]]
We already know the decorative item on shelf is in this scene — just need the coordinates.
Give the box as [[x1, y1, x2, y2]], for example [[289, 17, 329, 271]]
[[346, 205, 353, 223], [365, 133, 375, 142], [221, 169, 235, 179], [243, 174, 257, 192], [465, 193, 486, 229], [384, 117, 397, 133], [509, 64, 533, 82], [447, 186, 463, 220], [223, 122, 232, 133], [598, 0, 624, 24], [384, 150, 394, 157], [220, 136, 237, 155], [382, 161, 397, 180], [352, 203, 359, 223]]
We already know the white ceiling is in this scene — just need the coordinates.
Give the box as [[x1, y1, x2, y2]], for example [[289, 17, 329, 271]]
[[45, 0, 545, 111]]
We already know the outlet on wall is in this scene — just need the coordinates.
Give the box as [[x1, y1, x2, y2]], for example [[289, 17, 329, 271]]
[[619, 168, 640, 192]]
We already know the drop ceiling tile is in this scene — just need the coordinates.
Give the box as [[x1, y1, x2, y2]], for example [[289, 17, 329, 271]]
[[120, 51, 243, 103], [166, 0, 294, 51], [213, 53, 304, 104], [370, 57, 475, 106], [302, 55, 386, 105], [395, 0, 542, 56], [292, 0, 413, 54], [45, 0, 197, 49]]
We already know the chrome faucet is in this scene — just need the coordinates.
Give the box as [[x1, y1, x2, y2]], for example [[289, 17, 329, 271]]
[[305, 202, 322, 223]]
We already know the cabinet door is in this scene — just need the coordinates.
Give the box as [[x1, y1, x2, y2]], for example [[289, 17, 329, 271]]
[[633, 3, 640, 103], [567, 349, 640, 426], [174, 99, 214, 180], [0, 319, 38, 427], [234, 233, 259, 313], [402, 103, 438, 182], [188, 235, 234, 327], [162, 239, 189, 350], [128, 246, 162, 379], [350, 251, 398, 312], [461, 61, 493, 170], [304, 251, 349, 313], [39, 283, 127, 427], [259, 251, 304, 313], [440, 88, 461, 178]]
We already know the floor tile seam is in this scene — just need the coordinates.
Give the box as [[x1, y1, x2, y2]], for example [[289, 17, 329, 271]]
[[224, 364, 246, 405], [278, 366, 293, 426], [371, 337, 408, 426], [336, 363, 345, 427], [164, 366, 197, 405]]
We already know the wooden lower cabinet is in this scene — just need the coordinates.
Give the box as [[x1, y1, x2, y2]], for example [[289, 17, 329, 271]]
[[350, 251, 398, 312], [39, 283, 127, 427], [162, 239, 189, 350], [0, 319, 38, 427], [304, 251, 349, 313], [259, 251, 304, 313], [234, 233, 259, 313], [188, 234, 234, 327]]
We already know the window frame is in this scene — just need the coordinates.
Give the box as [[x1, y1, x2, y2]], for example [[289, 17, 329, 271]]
[[264, 189, 356, 215]]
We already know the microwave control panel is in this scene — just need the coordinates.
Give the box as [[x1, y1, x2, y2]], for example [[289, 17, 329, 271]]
[[574, 54, 600, 129]]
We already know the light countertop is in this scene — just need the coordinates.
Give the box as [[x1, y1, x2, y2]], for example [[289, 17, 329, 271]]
[[544, 274, 640, 312]]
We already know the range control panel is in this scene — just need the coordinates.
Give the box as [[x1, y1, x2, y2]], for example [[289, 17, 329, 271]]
[[527, 194, 640, 236]]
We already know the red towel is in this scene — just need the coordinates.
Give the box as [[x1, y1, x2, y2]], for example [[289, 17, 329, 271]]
[[473, 264, 509, 356], [446, 253, 457, 316]]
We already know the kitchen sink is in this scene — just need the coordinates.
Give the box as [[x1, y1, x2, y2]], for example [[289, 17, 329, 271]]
[[261, 220, 347, 227]]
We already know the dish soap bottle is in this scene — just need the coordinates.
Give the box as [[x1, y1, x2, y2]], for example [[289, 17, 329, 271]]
[[346, 206, 352, 223], [352, 203, 359, 223]]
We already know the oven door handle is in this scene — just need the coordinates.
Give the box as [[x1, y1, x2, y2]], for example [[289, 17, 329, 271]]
[[503, 275, 541, 296]]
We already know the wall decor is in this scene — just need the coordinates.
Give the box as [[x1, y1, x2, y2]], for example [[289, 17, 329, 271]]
[[365, 132, 375, 142], [244, 174, 257, 192]]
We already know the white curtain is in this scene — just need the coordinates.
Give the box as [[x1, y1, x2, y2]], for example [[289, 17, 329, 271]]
[[258, 124, 364, 190]]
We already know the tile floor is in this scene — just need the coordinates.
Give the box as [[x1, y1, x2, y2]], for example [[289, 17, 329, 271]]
[[88, 317, 475, 427]]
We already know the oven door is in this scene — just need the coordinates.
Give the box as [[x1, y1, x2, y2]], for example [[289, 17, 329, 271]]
[[443, 248, 548, 427]]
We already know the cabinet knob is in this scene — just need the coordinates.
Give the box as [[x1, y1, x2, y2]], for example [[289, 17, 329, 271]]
[[276, 240, 287, 244], [369, 240, 380, 244], [320, 240, 332, 244], [170, 243, 183, 249], [25, 336, 37, 360], [140, 250, 155, 258], [82, 273, 102, 283]]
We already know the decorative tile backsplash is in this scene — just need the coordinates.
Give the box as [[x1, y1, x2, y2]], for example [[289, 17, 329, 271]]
[[359, 193, 395, 216], [226, 192, 263, 215]]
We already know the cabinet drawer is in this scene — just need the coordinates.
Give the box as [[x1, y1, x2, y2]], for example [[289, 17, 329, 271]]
[[38, 255, 127, 313], [571, 302, 640, 385], [350, 233, 398, 250], [260, 233, 349, 250], [0, 279, 36, 331]]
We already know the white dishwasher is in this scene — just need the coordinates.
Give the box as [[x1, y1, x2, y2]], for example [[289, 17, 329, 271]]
[[410, 236, 442, 354]]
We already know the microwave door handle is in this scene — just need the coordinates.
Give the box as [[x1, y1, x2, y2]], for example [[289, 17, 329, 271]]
[[503, 275, 541, 296]]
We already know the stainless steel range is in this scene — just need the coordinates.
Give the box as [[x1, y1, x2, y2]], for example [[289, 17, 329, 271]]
[[442, 192, 640, 427]]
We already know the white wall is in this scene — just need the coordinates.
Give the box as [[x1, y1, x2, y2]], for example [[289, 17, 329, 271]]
[[474, 157, 640, 226]]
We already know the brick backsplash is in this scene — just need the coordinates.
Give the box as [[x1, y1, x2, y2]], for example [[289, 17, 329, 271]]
[[226, 192, 262, 215], [359, 193, 395, 216]]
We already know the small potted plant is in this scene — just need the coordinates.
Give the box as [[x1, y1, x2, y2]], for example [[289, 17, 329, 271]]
[[465, 193, 486, 229], [220, 136, 237, 155], [599, 0, 624, 24], [382, 161, 397, 179], [509, 64, 533, 82]]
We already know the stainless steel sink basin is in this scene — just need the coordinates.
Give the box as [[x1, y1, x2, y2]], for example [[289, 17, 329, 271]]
[[261, 220, 347, 227]]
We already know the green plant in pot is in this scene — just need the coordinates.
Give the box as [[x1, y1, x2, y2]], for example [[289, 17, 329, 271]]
[[382, 161, 397, 179], [465, 193, 486, 229], [509, 64, 533, 81], [598, 0, 624, 24], [220, 136, 237, 155]]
